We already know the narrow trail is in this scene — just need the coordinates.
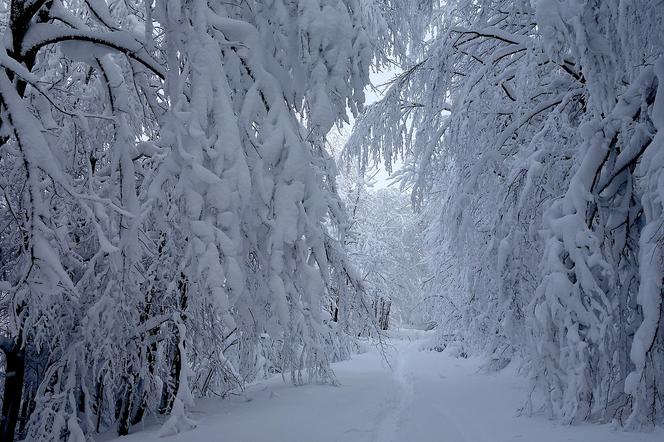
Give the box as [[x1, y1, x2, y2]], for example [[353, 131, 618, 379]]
[[372, 339, 414, 442], [109, 330, 664, 442]]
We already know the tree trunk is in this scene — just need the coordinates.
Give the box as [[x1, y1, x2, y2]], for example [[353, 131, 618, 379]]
[[1, 339, 26, 442], [373, 296, 391, 331], [17, 377, 38, 439], [94, 378, 104, 433], [159, 273, 188, 415], [116, 380, 133, 436]]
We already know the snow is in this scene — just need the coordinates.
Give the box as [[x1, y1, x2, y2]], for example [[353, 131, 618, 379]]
[[2, 1, 663, 439], [103, 331, 663, 442]]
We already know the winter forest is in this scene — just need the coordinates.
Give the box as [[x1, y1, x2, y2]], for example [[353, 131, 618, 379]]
[[0, 0, 662, 441]]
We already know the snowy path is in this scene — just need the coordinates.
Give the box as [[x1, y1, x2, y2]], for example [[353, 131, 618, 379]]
[[110, 331, 663, 442]]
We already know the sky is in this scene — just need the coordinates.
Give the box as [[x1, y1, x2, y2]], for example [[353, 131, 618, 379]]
[[365, 69, 400, 105]]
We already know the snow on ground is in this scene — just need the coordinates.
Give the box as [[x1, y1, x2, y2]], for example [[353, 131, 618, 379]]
[[108, 330, 664, 442]]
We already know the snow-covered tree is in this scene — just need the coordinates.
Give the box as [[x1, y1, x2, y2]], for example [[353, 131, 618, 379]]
[[337, 165, 429, 330], [346, 0, 664, 428], [0, 0, 394, 440]]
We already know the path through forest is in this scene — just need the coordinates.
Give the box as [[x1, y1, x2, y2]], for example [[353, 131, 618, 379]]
[[109, 331, 664, 442]]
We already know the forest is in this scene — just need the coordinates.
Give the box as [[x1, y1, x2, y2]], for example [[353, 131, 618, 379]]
[[0, 1, 662, 441]]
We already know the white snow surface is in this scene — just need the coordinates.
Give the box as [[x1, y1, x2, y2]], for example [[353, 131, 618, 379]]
[[107, 330, 664, 442]]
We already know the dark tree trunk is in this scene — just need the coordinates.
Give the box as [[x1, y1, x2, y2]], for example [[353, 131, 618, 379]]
[[373, 296, 391, 331], [158, 380, 170, 415], [332, 296, 339, 323], [380, 298, 391, 330], [158, 340, 182, 415], [158, 272, 188, 415], [17, 383, 33, 436], [129, 387, 147, 427], [116, 380, 133, 436], [94, 378, 104, 433], [129, 341, 156, 426], [168, 347, 182, 412], [17, 377, 39, 439], [1, 339, 26, 442]]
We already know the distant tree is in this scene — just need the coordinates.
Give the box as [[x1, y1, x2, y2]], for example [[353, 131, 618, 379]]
[[336, 159, 429, 332]]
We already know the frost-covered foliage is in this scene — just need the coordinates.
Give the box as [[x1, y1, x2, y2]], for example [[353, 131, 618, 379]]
[[337, 165, 429, 330], [346, 0, 664, 428], [0, 0, 398, 440]]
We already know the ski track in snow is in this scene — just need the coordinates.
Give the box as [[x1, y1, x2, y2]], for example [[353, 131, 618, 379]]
[[106, 330, 664, 442], [371, 341, 414, 442]]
